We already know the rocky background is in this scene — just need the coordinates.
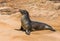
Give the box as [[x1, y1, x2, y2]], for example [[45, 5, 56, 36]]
[[0, 0, 60, 41]]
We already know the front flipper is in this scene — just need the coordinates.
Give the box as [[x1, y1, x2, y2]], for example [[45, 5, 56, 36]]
[[20, 26, 25, 31], [25, 29, 31, 35], [15, 26, 25, 31]]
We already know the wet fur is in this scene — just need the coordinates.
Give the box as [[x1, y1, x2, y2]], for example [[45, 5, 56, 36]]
[[19, 9, 56, 35]]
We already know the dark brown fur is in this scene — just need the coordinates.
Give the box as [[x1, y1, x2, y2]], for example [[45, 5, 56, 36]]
[[19, 9, 56, 35]]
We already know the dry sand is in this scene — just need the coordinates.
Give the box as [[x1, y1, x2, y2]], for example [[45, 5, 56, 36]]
[[0, 0, 60, 41], [0, 15, 60, 41]]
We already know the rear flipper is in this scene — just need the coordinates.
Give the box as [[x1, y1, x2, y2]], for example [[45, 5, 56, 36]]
[[45, 25, 56, 32]]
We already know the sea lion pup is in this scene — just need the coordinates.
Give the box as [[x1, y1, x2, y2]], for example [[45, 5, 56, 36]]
[[19, 9, 56, 35]]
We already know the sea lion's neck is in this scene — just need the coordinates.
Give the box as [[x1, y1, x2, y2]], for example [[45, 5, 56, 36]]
[[21, 14, 31, 22]]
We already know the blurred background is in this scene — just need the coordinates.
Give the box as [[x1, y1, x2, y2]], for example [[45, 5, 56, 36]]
[[0, 0, 60, 41]]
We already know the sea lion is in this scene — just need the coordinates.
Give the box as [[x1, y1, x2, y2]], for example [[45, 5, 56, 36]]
[[19, 9, 56, 35]]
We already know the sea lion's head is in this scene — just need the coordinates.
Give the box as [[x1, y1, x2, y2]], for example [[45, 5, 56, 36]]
[[19, 9, 29, 15]]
